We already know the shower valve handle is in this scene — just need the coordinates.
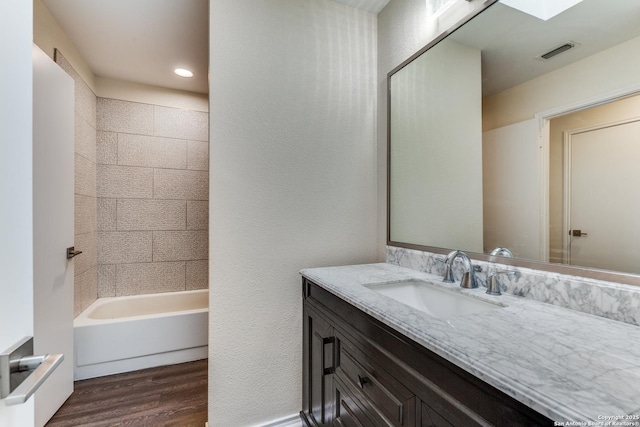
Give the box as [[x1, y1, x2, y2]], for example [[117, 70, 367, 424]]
[[66, 247, 83, 259]]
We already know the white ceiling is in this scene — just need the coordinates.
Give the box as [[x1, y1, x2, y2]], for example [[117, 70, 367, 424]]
[[450, 0, 640, 96], [43, 0, 209, 94], [330, 0, 390, 13], [48, 0, 638, 100], [42, 0, 389, 96]]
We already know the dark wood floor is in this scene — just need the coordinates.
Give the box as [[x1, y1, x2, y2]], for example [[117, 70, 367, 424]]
[[46, 359, 208, 427]]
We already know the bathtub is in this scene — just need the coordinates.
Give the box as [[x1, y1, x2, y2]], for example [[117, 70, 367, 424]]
[[74, 289, 208, 380]]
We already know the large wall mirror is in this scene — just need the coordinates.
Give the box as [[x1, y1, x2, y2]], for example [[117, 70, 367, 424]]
[[388, 0, 640, 284]]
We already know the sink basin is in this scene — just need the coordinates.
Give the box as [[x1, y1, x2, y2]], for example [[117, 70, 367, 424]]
[[365, 280, 503, 319]]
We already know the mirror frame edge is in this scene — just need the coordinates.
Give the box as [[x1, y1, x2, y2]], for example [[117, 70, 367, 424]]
[[385, 0, 640, 288]]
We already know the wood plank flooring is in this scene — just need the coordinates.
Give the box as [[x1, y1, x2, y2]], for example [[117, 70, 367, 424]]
[[46, 359, 208, 427]]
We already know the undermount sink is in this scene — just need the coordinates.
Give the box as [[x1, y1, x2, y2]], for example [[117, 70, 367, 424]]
[[364, 280, 503, 319]]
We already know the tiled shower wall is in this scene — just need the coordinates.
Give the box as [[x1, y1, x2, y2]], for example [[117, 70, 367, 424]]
[[55, 51, 99, 317], [96, 98, 209, 297]]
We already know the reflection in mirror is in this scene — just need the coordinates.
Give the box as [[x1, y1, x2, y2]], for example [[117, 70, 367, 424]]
[[390, 38, 483, 252], [388, 0, 640, 279]]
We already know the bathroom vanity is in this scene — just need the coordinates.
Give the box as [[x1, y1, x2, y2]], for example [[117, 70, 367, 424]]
[[299, 263, 640, 426]]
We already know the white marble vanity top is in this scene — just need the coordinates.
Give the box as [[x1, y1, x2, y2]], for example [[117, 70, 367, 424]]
[[300, 263, 640, 424]]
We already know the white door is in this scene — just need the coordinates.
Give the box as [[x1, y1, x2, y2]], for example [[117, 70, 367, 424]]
[[32, 45, 75, 426], [483, 119, 542, 260], [0, 1, 35, 425], [566, 119, 640, 274]]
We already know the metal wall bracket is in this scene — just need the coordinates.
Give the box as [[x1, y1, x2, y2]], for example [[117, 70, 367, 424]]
[[0, 336, 64, 405]]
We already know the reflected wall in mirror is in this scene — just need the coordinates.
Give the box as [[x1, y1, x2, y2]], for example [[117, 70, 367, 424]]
[[388, 0, 640, 279]]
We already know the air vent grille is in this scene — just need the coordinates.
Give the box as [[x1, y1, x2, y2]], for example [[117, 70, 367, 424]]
[[540, 42, 576, 60]]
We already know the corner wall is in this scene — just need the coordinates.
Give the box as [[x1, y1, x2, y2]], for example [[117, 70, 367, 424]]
[[209, 0, 378, 424]]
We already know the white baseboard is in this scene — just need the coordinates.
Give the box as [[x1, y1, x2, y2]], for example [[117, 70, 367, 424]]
[[254, 414, 303, 427]]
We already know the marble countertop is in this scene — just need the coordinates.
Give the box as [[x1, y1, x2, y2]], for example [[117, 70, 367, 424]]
[[300, 263, 640, 423]]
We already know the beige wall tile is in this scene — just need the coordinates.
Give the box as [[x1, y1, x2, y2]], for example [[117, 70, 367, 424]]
[[97, 165, 153, 199], [75, 154, 96, 197], [153, 230, 208, 262], [75, 115, 96, 163], [117, 199, 186, 231], [154, 169, 208, 200], [75, 266, 97, 316], [75, 194, 97, 235], [115, 262, 186, 296], [186, 260, 208, 290], [76, 78, 97, 128], [118, 134, 187, 169], [73, 271, 83, 317], [74, 265, 97, 315], [154, 106, 208, 141], [98, 231, 153, 264], [98, 264, 116, 297], [97, 198, 117, 231], [57, 51, 96, 128], [74, 231, 97, 275], [97, 98, 153, 135], [78, 266, 98, 313], [55, 51, 78, 82], [187, 140, 209, 171], [187, 200, 209, 230], [97, 131, 117, 165]]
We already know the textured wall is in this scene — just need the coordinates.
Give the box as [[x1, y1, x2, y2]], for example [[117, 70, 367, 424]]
[[55, 51, 99, 317], [209, 0, 378, 424], [96, 98, 209, 297]]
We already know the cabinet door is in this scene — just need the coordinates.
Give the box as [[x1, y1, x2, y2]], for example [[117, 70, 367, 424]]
[[303, 304, 336, 426]]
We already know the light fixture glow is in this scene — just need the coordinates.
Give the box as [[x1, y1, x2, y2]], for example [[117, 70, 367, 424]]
[[174, 68, 194, 78], [499, 0, 584, 21]]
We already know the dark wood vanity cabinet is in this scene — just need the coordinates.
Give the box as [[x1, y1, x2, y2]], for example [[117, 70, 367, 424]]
[[301, 278, 552, 427]]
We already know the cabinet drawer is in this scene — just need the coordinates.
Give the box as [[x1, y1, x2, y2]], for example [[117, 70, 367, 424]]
[[337, 341, 415, 426], [334, 375, 388, 427]]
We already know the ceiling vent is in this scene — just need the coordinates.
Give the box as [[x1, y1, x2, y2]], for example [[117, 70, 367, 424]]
[[538, 42, 579, 61]]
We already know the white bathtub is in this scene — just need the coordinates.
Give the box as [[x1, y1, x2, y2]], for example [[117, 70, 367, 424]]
[[74, 289, 208, 380]]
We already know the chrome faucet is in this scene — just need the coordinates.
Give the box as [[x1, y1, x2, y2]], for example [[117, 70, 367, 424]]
[[442, 250, 478, 289], [489, 247, 513, 257]]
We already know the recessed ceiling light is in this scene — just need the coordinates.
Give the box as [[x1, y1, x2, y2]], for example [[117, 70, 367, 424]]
[[174, 68, 194, 78]]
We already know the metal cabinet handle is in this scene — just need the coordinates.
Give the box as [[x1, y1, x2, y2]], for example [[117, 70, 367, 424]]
[[357, 374, 370, 389], [1, 336, 64, 405], [322, 337, 336, 375]]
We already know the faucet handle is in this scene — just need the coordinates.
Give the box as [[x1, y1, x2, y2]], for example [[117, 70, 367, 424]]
[[486, 270, 519, 296], [460, 271, 478, 289]]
